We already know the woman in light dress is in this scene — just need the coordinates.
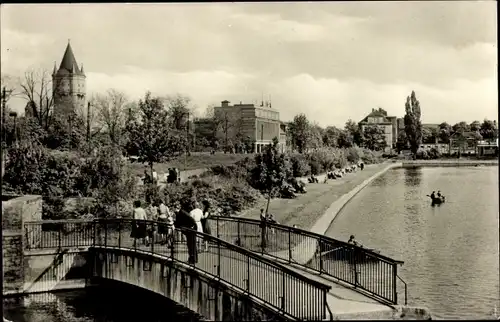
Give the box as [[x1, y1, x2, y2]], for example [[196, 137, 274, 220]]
[[146, 201, 159, 243], [188, 201, 208, 250], [201, 200, 212, 251], [131, 200, 148, 247]]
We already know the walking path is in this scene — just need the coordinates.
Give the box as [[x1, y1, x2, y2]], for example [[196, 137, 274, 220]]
[[237, 163, 391, 230]]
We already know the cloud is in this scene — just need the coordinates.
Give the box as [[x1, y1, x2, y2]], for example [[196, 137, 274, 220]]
[[1, 3, 497, 127]]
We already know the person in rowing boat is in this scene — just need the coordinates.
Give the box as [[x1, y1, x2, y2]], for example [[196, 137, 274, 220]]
[[430, 191, 436, 200], [437, 191, 442, 198]]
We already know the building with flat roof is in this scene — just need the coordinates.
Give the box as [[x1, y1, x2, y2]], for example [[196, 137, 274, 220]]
[[214, 100, 286, 153]]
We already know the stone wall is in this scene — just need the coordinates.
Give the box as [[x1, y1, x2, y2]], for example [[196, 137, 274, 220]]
[[2, 195, 43, 295], [90, 247, 290, 321]]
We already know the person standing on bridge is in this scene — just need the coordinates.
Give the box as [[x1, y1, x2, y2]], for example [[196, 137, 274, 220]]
[[201, 200, 212, 252], [175, 201, 198, 264], [131, 200, 148, 247], [189, 201, 205, 251]]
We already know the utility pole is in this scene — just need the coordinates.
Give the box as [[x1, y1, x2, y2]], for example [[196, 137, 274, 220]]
[[2, 87, 7, 145], [86, 101, 91, 149], [225, 115, 228, 153]]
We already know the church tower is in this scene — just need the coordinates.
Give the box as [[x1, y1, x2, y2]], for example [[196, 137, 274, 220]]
[[52, 41, 86, 117]]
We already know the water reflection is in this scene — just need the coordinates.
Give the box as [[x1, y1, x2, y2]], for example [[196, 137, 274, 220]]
[[325, 166, 499, 319], [404, 167, 422, 187], [3, 282, 203, 322]]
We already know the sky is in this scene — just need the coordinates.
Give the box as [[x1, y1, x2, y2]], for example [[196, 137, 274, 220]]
[[1, 2, 497, 128]]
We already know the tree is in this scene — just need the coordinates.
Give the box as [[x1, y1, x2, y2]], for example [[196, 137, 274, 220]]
[[163, 94, 195, 130], [438, 122, 452, 143], [344, 119, 362, 147], [18, 68, 58, 130], [361, 125, 387, 151], [470, 120, 481, 132], [479, 119, 498, 140], [250, 137, 292, 244], [322, 126, 342, 148], [421, 127, 434, 144], [289, 114, 310, 153], [93, 89, 128, 147], [404, 91, 423, 157], [127, 92, 182, 178], [308, 124, 324, 150], [452, 121, 470, 135], [203, 104, 223, 149]]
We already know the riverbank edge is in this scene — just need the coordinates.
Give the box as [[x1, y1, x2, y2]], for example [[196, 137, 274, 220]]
[[309, 162, 401, 236], [401, 159, 498, 167]]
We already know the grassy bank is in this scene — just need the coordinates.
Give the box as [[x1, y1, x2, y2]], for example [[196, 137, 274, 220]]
[[237, 163, 389, 230], [128, 152, 250, 175]]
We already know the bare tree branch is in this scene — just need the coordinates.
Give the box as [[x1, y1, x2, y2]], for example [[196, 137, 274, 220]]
[[94, 89, 128, 146], [17, 68, 58, 129]]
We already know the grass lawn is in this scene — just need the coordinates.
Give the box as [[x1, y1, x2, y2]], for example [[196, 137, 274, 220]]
[[128, 152, 251, 175]]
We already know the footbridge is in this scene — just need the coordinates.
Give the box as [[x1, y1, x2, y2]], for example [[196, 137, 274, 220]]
[[17, 217, 429, 320]]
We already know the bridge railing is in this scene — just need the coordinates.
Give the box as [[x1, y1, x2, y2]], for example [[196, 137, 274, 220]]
[[208, 216, 405, 305], [24, 219, 332, 321]]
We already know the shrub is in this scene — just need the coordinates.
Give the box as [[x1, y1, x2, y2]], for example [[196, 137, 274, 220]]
[[346, 147, 360, 164], [289, 153, 310, 177], [416, 150, 429, 160], [161, 176, 260, 216], [427, 148, 441, 159]]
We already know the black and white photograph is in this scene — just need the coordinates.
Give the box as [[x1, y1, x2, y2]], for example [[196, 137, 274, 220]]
[[1, 2, 498, 321]]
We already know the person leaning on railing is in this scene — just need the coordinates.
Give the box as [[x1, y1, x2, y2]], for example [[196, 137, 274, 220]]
[[175, 202, 198, 264]]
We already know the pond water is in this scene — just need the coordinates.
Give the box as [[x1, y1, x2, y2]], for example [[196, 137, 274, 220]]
[[325, 166, 499, 320], [3, 281, 203, 322]]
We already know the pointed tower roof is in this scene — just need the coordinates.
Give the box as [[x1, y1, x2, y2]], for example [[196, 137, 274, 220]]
[[57, 41, 83, 75]]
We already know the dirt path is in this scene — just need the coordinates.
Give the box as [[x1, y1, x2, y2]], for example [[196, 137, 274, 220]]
[[237, 163, 390, 230]]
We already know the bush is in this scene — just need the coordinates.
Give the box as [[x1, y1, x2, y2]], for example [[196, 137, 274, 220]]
[[427, 148, 441, 159], [289, 153, 310, 177], [161, 176, 260, 217], [416, 150, 429, 160]]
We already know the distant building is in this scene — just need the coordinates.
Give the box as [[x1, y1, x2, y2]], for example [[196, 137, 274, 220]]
[[449, 131, 482, 155], [214, 100, 286, 153], [358, 108, 399, 151], [52, 41, 86, 118], [418, 143, 449, 155], [476, 139, 498, 157]]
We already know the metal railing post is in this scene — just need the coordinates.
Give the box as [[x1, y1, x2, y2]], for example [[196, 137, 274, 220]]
[[246, 256, 250, 292], [319, 239, 324, 274], [104, 222, 108, 248], [58, 225, 62, 250], [288, 228, 292, 263], [281, 271, 286, 312], [237, 221, 241, 245], [217, 238, 221, 277], [118, 221, 122, 248], [216, 216, 220, 238], [150, 222, 154, 254], [393, 263, 398, 304]]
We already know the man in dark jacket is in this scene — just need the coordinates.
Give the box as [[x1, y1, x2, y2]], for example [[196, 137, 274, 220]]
[[175, 205, 198, 264]]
